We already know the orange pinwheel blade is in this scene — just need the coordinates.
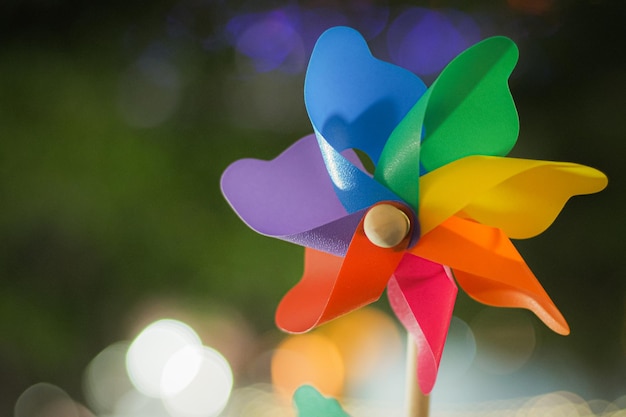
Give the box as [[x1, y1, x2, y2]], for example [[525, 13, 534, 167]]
[[276, 203, 410, 333], [408, 216, 569, 335]]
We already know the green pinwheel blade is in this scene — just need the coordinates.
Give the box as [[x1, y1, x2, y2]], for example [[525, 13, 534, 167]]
[[420, 36, 520, 172], [375, 36, 519, 210], [375, 88, 429, 211], [293, 385, 351, 417]]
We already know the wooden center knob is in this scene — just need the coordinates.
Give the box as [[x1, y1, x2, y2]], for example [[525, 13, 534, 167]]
[[363, 204, 411, 248]]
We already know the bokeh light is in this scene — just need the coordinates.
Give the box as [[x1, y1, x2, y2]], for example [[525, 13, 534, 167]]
[[386, 7, 481, 78], [161, 345, 234, 417], [471, 308, 537, 375], [161, 345, 205, 397], [433, 390, 626, 417], [220, 384, 292, 417], [113, 388, 171, 417], [122, 296, 257, 379], [338, 0, 390, 40], [126, 319, 203, 397], [83, 342, 134, 414], [14, 383, 91, 417], [321, 307, 403, 385], [437, 316, 477, 380], [117, 44, 182, 128], [321, 308, 405, 405], [524, 390, 586, 415], [229, 9, 306, 74], [271, 332, 345, 399], [225, 2, 390, 76], [191, 310, 257, 378], [121, 317, 235, 417], [269, 308, 408, 407]]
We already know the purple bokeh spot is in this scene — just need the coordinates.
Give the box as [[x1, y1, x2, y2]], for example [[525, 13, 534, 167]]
[[447, 9, 482, 42], [347, 0, 390, 39], [224, 2, 390, 74], [297, 8, 349, 56], [387, 8, 481, 77], [230, 10, 306, 73]]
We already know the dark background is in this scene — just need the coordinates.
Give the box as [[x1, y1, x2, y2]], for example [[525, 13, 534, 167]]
[[1, 0, 624, 414]]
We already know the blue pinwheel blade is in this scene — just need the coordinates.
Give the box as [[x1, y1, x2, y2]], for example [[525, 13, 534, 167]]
[[305, 26, 426, 165]]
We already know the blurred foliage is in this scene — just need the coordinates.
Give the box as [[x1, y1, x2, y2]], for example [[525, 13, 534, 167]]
[[0, 0, 625, 414]]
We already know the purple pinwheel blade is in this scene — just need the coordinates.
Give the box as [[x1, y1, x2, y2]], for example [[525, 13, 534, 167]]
[[305, 26, 426, 165], [221, 134, 364, 255]]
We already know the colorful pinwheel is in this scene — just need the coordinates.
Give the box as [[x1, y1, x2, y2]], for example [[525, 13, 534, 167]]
[[221, 26, 607, 394]]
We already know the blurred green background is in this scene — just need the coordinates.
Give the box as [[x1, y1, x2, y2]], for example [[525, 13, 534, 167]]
[[1, 0, 624, 415]]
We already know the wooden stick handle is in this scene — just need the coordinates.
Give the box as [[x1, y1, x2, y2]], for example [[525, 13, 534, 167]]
[[405, 337, 430, 417]]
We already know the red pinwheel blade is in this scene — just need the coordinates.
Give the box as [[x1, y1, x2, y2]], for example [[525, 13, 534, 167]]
[[276, 205, 410, 333], [387, 255, 457, 394], [409, 216, 569, 335]]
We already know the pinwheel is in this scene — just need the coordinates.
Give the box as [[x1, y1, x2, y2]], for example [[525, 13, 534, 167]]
[[221, 26, 607, 395]]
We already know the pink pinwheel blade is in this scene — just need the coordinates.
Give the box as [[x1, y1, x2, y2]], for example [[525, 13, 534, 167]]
[[387, 254, 457, 394]]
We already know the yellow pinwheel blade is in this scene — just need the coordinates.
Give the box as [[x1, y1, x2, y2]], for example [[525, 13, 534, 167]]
[[419, 155, 608, 239]]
